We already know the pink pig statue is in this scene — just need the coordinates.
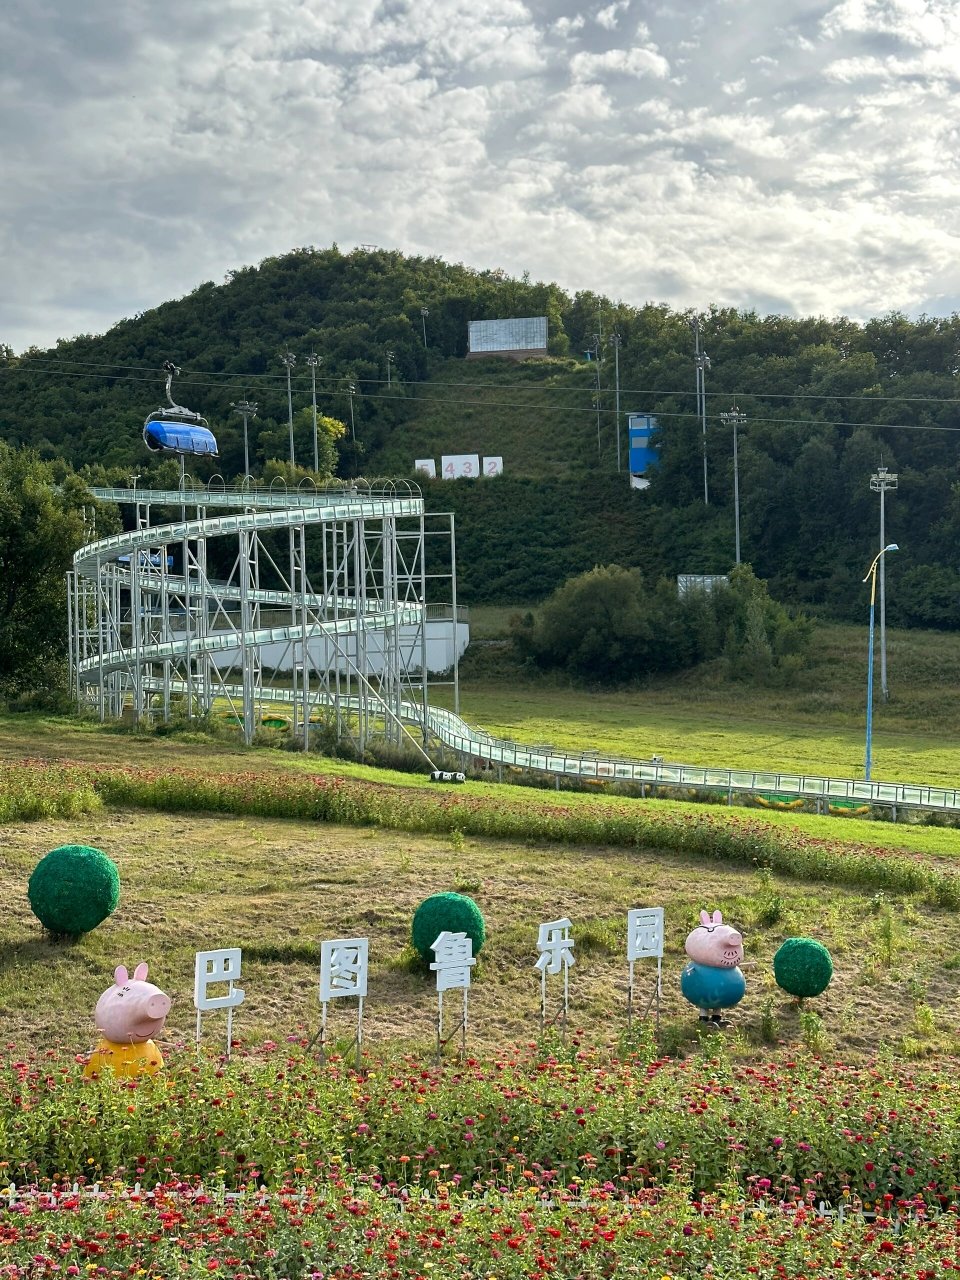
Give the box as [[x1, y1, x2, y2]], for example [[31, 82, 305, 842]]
[[680, 910, 746, 1024], [83, 963, 171, 1080]]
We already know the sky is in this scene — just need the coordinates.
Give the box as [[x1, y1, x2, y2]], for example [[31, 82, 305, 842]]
[[2, 0, 959, 354]]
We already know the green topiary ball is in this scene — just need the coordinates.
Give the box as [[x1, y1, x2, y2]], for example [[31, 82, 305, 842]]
[[774, 937, 833, 999], [411, 891, 486, 961], [28, 844, 120, 936]]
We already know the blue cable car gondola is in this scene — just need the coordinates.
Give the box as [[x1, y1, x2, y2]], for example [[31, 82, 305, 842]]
[[143, 361, 219, 458]]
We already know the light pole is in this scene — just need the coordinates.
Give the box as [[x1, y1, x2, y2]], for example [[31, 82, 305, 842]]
[[306, 354, 322, 473], [870, 465, 898, 701], [231, 399, 257, 478], [385, 348, 394, 387], [590, 334, 603, 461], [420, 307, 429, 348], [280, 353, 297, 465], [347, 380, 356, 444], [693, 317, 711, 504], [610, 332, 622, 473], [719, 406, 746, 565], [863, 542, 899, 781]]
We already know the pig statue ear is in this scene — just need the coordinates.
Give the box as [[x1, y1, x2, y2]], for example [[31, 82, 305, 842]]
[[114, 965, 129, 986], [699, 910, 711, 926], [133, 962, 149, 981], [712, 910, 723, 924]]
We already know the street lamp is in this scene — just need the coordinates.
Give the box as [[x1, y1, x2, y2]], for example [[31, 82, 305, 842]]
[[305, 354, 322, 473], [863, 542, 899, 781], [870, 465, 898, 701], [719, 406, 746, 565], [385, 348, 394, 387], [420, 307, 429, 347], [231, 399, 258, 478], [280, 353, 297, 465], [693, 316, 711, 504]]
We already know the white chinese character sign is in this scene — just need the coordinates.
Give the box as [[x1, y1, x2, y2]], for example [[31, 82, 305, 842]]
[[535, 917, 574, 1036], [627, 908, 665, 1027], [430, 931, 475, 1060], [194, 947, 245, 1057], [317, 937, 368, 1068]]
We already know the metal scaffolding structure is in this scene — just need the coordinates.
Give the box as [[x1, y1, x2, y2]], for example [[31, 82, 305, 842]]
[[68, 480, 457, 760]]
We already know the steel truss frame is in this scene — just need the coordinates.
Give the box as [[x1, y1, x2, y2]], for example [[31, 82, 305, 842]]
[[69, 482, 454, 761]]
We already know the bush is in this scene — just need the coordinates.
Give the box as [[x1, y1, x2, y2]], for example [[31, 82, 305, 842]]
[[27, 844, 120, 936], [411, 891, 486, 961], [773, 936, 833, 998]]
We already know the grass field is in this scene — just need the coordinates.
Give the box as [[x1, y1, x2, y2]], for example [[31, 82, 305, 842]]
[[450, 618, 960, 784]]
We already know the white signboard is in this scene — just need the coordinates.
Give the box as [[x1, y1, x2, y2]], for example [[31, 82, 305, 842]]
[[414, 459, 436, 478], [194, 947, 245, 1057], [441, 454, 481, 480], [483, 456, 504, 477], [468, 316, 548, 354], [431, 931, 476, 991], [320, 938, 369, 1001]]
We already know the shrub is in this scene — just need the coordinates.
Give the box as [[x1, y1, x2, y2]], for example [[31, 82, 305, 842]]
[[411, 891, 486, 961], [773, 936, 833, 998], [27, 844, 120, 936]]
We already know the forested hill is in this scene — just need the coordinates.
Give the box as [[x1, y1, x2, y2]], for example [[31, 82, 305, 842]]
[[2, 244, 960, 622]]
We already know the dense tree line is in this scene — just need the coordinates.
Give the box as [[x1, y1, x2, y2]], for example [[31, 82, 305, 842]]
[[512, 564, 811, 685], [2, 246, 959, 625]]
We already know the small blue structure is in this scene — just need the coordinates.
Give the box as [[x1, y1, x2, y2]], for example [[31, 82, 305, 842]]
[[143, 420, 219, 457], [142, 361, 218, 459], [628, 413, 659, 483]]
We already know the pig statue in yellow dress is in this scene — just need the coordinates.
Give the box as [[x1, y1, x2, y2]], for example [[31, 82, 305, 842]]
[[84, 962, 171, 1079]]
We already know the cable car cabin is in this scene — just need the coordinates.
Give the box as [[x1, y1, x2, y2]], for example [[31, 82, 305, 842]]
[[142, 419, 219, 457]]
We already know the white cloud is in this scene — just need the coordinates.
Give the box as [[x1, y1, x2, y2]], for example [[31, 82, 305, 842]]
[[596, 1, 629, 30], [3, 0, 960, 352]]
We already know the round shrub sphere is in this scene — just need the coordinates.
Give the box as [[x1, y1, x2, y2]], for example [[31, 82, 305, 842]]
[[773, 937, 833, 998], [28, 844, 120, 936], [411, 891, 486, 961]]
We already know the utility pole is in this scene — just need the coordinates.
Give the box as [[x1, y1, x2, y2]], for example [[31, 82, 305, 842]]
[[420, 307, 429, 348], [719, 406, 746, 565], [347, 380, 356, 444], [231, 399, 258, 478], [693, 317, 711, 504], [280, 352, 297, 465], [385, 348, 394, 387], [610, 333, 622, 473], [305, 354, 322, 473], [870, 465, 899, 700]]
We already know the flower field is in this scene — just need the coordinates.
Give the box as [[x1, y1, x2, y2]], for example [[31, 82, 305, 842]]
[[5, 1046, 960, 1275], [3, 758, 959, 905], [2, 1179, 956, 1279]]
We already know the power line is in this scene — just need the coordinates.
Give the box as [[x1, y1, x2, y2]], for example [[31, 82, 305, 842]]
[[11, 355, 960, 407]]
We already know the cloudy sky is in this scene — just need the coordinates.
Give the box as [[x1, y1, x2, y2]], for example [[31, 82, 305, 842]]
[[2, 0, 958, 353]]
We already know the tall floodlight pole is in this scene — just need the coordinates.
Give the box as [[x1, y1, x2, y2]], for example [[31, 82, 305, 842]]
[[420, 307, 429, 348], [610, 332, 622, 473], [591, 334, 602, 462], [347, 380, 356, 443], [231, 399, 258, 478], [870, 465, 899, 701], [719, 406, 746, 565], [385, 348, 394, 387], [306, 354, 322, 473], [863, 542, 899, 781], [281, 352, 297, 465], [693, 317, 711, 504]]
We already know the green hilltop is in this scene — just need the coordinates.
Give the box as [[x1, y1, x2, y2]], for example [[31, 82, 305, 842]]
[[2, 244, 960, 617]]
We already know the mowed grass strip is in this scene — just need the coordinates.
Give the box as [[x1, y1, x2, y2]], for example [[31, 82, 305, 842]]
[[3, 808, 960, 1061]]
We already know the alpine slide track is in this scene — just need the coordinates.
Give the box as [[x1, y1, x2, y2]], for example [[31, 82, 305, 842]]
[[69, 481, 960, 821]]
